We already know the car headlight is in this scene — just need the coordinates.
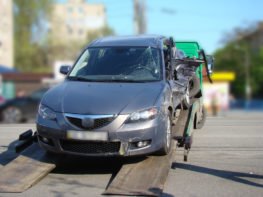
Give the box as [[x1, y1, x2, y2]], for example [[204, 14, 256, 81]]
[[126, 107, 158, 123], [38, 104, 56, 120]]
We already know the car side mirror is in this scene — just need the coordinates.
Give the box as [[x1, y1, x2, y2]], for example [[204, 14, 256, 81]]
[[198, 49, 213, 83], [206, 55, 214, 74], [60, 65, 71, 75]]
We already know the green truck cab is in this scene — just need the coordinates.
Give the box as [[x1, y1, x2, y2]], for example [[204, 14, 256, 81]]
[[176, 41, 214, 88], [176, 41, 204, 87]]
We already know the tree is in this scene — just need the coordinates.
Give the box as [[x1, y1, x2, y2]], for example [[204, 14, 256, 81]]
[[48, 26, 115, 63], [14, 0, 115, 72], [86, 26, 115, 44], [214, 23, 263, 98], [14, 0, 53, 73]]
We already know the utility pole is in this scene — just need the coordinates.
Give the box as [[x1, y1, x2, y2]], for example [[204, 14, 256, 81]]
[[244, 48, 251, 109], [235, 44, 251, 109], [133, 0, 147, 34]]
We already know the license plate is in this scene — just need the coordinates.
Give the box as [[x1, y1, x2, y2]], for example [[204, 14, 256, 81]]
[[67, 130, 108, 141]]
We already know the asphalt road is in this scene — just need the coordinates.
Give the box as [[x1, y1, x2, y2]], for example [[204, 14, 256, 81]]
[[0, 111, 263, 197]]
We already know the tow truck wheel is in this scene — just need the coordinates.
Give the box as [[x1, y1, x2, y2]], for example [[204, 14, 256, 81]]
[[157, 113, 172, 155]]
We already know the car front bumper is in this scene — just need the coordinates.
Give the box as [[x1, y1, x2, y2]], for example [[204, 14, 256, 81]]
[[36, 113, 166, 157]]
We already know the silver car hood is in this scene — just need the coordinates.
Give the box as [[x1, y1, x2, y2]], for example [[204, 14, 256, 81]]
[[42, 81, 164, 115]]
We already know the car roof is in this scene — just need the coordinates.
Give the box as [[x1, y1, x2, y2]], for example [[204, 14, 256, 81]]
[[88, 35, 165, 48]]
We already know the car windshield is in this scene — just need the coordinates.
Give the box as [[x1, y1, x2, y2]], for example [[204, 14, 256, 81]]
[[68, 47, 162, 82]]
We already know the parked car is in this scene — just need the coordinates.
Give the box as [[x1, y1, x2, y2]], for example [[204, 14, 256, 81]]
[[36, 35, 210, 157], [0, 88, 49, 123]]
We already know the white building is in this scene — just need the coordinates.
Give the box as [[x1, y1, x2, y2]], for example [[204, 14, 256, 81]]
[[0, 0, 14, 67], [50, 0, 106, 43]]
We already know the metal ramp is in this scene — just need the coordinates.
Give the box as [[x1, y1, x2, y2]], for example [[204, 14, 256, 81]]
[[0, 141, 176, 196], [0, 143, 56, 193], [104, 145, 176, 196]]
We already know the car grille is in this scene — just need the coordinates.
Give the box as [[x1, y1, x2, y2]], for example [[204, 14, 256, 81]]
[[66, 116, 115, 130], [60, 140, 121, 154]]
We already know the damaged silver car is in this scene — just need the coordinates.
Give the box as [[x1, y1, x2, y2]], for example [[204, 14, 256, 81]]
[[36, 35, 192, 156]]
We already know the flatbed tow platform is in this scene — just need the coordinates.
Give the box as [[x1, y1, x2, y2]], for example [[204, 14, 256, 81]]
[[0, 143, 55, 193]]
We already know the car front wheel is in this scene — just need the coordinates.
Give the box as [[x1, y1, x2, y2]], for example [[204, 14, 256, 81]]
[[157, 113, 172, 155]]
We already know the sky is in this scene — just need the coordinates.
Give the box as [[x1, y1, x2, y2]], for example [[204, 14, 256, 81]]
[[59, 0, 263, 54]]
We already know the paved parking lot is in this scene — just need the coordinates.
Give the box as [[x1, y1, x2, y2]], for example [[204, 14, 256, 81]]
[[0, 111, 263, 197]]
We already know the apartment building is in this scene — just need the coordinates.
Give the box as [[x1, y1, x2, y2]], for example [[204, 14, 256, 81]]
[[50, 0, 106, 43], [0, 0, 13, 67]]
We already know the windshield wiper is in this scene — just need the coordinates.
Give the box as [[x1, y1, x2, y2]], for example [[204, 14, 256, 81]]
[[67, 76, 95, 82], [94, 79, 143, 83], [94, 79, 159, 83], [68, 76, 159, 83]]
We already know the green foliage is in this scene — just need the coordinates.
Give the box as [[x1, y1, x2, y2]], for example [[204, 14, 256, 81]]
[[250, 47, 263, 97], [214, 26, 263, 98], [14, 1, 115, 73], [48, 40, 84, 63], [48, 26, 115, 63], [86, 26, 115, 44], [14, 0, 53, 73]]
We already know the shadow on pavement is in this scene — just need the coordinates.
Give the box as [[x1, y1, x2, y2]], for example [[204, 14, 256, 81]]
[[172, 162, 263, 188], [147, 187, 174, 197], [52, 154, 146, 175], [161, 192, 175, 197]]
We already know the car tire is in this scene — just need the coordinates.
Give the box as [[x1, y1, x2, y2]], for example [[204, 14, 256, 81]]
[[157, 113, 172, 155], [2, 106, 22, 123], [195, 105, 207, 129], [182, 85, 191, 109], [182, 75, 200, 109]]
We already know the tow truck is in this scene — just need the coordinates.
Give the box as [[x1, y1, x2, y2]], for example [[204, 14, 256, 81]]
[[0, 36, 213, 196]]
